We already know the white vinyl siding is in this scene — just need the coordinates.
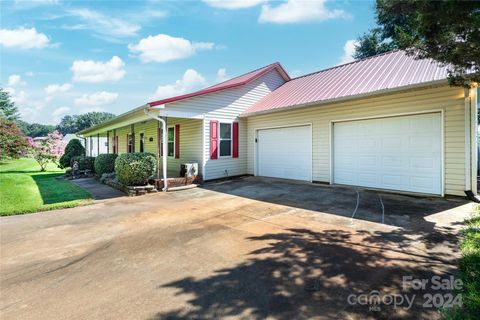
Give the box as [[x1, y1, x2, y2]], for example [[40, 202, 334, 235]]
[[159, 118, 203, 176], [246, 85, 467, 196], [165, 69, 286, 180], [134, 120, 158, 155]]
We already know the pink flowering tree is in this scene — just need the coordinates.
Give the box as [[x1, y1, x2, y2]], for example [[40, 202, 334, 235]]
[[27, 130, 66, 171]]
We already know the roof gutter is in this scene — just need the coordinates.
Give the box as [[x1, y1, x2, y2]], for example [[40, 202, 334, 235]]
[[240, 79, 449, 118]]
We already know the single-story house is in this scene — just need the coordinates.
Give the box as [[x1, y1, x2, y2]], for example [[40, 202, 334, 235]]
[[79, 50, 478, 197]]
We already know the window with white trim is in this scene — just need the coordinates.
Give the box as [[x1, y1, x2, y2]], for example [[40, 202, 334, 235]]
[[139, 132, 145, 153], [167, 127, 175, 157], [219, 123, 232, 157], [127, 133, 134, 153]]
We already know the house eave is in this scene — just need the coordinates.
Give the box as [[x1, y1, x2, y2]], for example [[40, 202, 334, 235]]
[[78, 104, 150, 136]]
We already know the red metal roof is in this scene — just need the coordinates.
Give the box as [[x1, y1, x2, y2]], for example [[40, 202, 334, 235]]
[[148, 62, 290, 107], [243, 50, 449, 116]]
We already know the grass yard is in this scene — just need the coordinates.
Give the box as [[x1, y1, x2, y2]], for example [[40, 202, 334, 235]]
[[0, 158, 92, 216], [443, 205, 480, 319]]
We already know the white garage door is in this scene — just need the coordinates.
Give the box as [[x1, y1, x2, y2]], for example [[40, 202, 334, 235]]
[[333, 113, 442, 194], [257, 125, 311, 181]]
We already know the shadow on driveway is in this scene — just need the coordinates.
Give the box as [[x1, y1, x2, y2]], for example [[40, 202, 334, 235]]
[[151, 227, 457, 320], [202, 176, 468, 230]]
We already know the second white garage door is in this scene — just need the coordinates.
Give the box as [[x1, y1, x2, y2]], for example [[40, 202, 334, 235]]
[[333, 113, 442, 194], [257, 125, 312, 181]]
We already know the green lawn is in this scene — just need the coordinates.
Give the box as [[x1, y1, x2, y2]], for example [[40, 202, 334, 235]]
[[443, 205, 480, 319], [0, 158, 93, 216]]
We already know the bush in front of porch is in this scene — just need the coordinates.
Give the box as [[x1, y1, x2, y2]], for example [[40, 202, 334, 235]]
[[94, 153, 117, 177], [115, 152, 156, 186]]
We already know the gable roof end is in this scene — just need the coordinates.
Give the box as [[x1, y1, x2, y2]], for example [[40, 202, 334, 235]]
[[148, 62, 290, 107]]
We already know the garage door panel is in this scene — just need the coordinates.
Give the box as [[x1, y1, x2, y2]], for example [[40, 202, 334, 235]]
[[333, 113, 442, 194], [257, 126, 311, 181]]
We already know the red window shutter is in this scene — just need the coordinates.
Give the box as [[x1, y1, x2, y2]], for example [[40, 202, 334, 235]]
[[210, 120, 218, 160], [232, 122, 239, 158], [175, 124, 180, 159]]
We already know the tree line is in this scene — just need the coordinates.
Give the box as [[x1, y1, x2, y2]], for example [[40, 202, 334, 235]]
[[0, 88, 116, 136]]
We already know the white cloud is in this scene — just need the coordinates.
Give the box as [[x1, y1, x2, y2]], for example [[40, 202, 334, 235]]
[[339, 39, 358, 64], [9, 89, 29, 105], [259, 0, 347, 24], [7, 74, 25, 86], [74, 91, 119, 107], [128, 34, 215, 63], [66, 8, 140, 38], [26, 71, 34, 77], [8, 89, 47, 122], [14, 0, 59, 7], [51, 106, 70, 123], [203, 0, 266, 9], [71, 56, 126, 83], [52, 106, 70, 117], [0, 27, 50, 49], [152, 69, 207, 100], [216, 68, 229, 82], [45, 83, 72, 95]]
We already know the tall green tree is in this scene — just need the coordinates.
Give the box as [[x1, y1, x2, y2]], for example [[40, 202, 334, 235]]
[[57, 112, 116, 134], [353, 27, 397, 60], [354, 0, 480, 86], [0, 88, 20, 121]]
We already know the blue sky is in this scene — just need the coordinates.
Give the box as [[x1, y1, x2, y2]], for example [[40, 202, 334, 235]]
[[0, 0, 376, 124]]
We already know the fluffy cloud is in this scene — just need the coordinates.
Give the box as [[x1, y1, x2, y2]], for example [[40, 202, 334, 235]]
[[74, 91, 119, 106], [71, 56, 126, 83], [7, 74, 25, 86], [66, 8, 140, 38], [216, 68, 229, 82], [0, 27, 50, 49], [45, 83, 72, 95], [203, 0, 266, 9], [339, 39, 358, 64], [128, 34, 215, 63], [152, 69, 207, 100], [259, 0, 347, 24], [52, 106, 70, 117], [7, 88, 29, 105]]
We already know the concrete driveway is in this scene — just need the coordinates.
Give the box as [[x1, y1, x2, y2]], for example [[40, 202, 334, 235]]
[[0, 177, 473, 320]]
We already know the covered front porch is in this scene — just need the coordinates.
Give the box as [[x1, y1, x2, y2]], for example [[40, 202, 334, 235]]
[[79, 106, 205, 187]]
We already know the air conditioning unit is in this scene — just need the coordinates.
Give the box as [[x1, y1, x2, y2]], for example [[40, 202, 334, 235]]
[[180, 163, 198, 177]]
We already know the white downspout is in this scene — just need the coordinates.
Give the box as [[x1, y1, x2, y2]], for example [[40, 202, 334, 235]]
[[471, 84, 478, 194], [465, 87, 472, 192], [144, 107, 168, 191]]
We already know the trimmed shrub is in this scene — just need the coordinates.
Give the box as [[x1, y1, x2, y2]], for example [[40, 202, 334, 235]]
[[94, 153, 118, 177], [59, 139, 85, 168], [115, 152, 157, 186], [71, 155, 96, 172]]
